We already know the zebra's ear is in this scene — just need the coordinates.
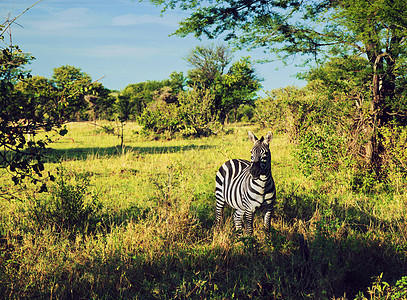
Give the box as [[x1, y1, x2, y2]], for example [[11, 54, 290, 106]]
[[248, 131, 258, 143], [264, 132, 273, 145]]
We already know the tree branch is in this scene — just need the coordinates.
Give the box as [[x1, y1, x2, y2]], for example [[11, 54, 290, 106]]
[[0, 1, 42, 37]]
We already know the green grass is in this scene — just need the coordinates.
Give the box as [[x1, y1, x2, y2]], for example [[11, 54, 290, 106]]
[[1, 121, 407, 299]]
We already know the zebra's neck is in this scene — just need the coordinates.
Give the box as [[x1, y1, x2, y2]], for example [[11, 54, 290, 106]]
[[251, 174, 270, 187]]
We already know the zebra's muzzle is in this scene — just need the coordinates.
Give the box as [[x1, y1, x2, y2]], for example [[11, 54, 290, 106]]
[[250, 162, 262, 180]]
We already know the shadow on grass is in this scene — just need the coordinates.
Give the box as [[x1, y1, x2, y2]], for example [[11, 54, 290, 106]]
[[44, 144, 214, 162], [6, 226, 405, 299], [2, 174, 406, 299], [2, 193, 407, 299]]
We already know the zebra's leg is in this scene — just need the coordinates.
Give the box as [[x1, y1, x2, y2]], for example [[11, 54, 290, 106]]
[[244, 210, 255, 235], [215, 196, 226, 227], [264, 209, 272, 231], [233, 210, 244, 232]]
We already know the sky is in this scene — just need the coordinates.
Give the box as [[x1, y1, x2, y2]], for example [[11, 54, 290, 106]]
[[2, 0, 305, 94]]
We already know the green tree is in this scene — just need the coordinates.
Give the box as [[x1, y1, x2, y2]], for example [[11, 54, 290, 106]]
[[84, 82, 114, 122], [52, 65, 92, 121], [120, 72, 186, 116], [216, 57, 262, 122], [14, 76, 60, 130], [139, 87, 215, 137], [148, 0, 407, 172], [0, 19, 65, 190], [185, 44, 261, 123], [186, 44, 232, 87]]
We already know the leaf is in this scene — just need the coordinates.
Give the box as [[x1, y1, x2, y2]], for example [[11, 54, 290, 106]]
[[59, 127, 68, 136]]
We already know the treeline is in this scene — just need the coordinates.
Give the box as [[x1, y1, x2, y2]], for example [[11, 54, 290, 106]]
[[1, 38, 261, 187], [9, 45, 261, 137]]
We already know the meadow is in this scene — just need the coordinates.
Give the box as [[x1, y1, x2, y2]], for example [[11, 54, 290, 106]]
[[1, 121, 407, 299]]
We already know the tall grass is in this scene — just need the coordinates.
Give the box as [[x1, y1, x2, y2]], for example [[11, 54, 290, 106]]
[[0, 122, 406, 299]]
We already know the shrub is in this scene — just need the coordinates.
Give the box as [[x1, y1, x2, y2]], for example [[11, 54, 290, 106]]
[[235, 104, 255, 122], [177, 87, 216, 137], [256, 86, 350, 177], [28, 168, 103, 235], [296, 126, 346, 177], [381, 126, 407, 174], [139, 87, 216, 138], [254, 88, 293, 133]]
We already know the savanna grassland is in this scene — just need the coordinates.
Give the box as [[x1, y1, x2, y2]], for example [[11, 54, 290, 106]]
[[1, 122, 407, 299]]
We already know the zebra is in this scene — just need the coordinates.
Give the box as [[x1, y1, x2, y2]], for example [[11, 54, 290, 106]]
[[215, 131, 276, 235]]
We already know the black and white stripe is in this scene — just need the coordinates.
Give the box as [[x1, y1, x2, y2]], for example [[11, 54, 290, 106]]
[[215, 131, 276, 235]]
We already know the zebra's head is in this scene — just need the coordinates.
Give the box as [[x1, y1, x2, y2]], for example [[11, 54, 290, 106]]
[[248, 131, 272, 180]]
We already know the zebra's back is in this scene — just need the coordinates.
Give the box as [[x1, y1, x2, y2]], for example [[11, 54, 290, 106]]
[[216, 158, 274, 212]]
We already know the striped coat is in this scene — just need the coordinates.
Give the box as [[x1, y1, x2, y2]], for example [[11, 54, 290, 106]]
[[215, 131, 276, 235]]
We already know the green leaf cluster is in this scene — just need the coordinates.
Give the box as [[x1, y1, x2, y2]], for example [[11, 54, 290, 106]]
[[185, 44, 262, 124], [139, 87, 216, 138]]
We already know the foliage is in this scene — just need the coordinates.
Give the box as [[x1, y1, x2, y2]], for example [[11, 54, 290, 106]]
[[186, 45, 262, 124], [1, 9, 111, 191], [139, 87, 215, 138], [28, 168, 103, 235], [253, 84, 352, 182], [254, 86, 311, 140], [215, 57, 262, 123], [297, 127, 346, 177], [149, 0, 407, 173], [356, 274, 407, 300], [255, 54, 407, 190], [139, 98, 180, 136], [51, 65, 93, 121], [379, 126, 407, 191], [176, 87, 216, 137], [186, 44, 232, 87], [119, 72, 187, 117], [1, 19, 60, 190], [85, 82, 115, 121]]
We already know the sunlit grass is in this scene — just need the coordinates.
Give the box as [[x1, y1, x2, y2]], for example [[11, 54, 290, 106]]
[[1, 121, 407, 299]]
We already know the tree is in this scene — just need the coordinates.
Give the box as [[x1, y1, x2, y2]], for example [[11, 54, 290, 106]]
[[139, 86, 215, 137], [148, 0, 407, 172], [186, 44, 232, 87], [216, 57, 262, 122], [120, 72, 186, 116], [52, 65, 92, 121], [185, 44, 261, 123], [84, 82, 114, 122], [1, 19, 65, 191]]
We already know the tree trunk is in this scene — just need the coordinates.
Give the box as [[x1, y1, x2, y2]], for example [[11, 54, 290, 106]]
[[366, 48, 396, 174], [365, 71, 380, 167]]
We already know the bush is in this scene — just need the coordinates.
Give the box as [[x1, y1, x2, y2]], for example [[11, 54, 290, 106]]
[[255, 86, 350, 177], [177, 87, 216, 137], [139, 100, 180, 135], [296, 127, 346, 176], [381, 126, 407, 174], [254, 88, 293, 133], [139, 87, 216, 138], [28, 168, 103, 235]]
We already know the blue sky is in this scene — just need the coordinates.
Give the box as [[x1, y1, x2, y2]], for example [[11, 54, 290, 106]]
[[2, 0, 305, 93]]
